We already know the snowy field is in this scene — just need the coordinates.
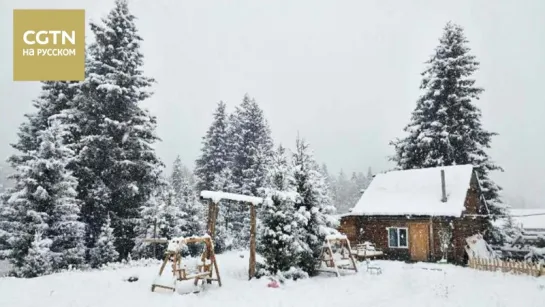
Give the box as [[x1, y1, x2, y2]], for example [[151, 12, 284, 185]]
[[1, 251, 544, 307]]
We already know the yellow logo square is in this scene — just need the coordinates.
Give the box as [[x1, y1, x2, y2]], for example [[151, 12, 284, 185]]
[[13, 9, 85, 81]]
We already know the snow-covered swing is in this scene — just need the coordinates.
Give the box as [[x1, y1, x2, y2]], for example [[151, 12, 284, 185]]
[[200, 190, 263, 280], [316, 234, 358, 277], [146, 235, 221, 293]]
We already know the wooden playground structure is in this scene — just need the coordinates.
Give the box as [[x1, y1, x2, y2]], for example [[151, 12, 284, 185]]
[[146, 235, 221, 293], [316, 234, 358, 277], [200, 190, 263, 280], [146, 190, 364, 293], [145, 190, 264, 294]]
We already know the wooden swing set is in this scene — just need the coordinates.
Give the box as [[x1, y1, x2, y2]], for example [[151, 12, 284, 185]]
[[316, 234, 358, 277], [146, 235, 221, 292], [145, 190, 264, 293]]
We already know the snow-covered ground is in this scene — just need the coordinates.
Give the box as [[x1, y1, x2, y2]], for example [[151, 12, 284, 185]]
[[1, 251, 544, 307]]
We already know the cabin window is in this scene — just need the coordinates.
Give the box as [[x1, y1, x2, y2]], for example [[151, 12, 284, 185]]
[[387, 227, 408, 248]]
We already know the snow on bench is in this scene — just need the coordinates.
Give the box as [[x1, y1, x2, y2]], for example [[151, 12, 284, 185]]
[[351, 242, 384, 258]]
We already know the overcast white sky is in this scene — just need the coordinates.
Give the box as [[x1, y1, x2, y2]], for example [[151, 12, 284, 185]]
[[1, 0, 544, 208]]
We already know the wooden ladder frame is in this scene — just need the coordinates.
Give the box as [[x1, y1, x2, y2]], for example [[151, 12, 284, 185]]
[[149, 236, 222, 292], [316, 236, 358, 277]]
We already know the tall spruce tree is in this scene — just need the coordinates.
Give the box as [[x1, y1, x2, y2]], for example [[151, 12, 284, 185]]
[[228, 94, 274, 247], [43, 121, 86, 270], [258, 145, 303, 275], [195, 101, 231, 193], [194, 102, 233, 252], [229, 94, 274, 196], [72, 0, 163, 259], [1, 119, 86, 275], [390, 21, 505, 242], [292, 136, 338, 275], [0, 80, 79, 261]]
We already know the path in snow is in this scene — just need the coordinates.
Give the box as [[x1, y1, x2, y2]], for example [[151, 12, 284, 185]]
[[1, 251, 544, 307]]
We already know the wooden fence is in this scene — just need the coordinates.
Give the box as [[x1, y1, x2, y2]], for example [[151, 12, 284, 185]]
[[468, 257, 545, 277]]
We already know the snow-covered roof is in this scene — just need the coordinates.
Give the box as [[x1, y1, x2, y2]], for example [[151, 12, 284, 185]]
[[200, 190, 263, 205], [510, 209, 545, 230], [347, 165, 474, 217]]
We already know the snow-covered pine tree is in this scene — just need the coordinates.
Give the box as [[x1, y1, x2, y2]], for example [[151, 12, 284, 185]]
[[72, 0, 163, 259], [171, 156, 185, 197], [41, 120, 86, 270], [500, 213, 522, 244], [389, 21, 505, 243], [0, 80, 80, 262], [0, 198, 13, 260], [292, 136, 338, 276], [132, 178, 165, 259], [194, 102, 233, 252], [366, 167, 374, 188], [11, 81, 80, 158], [334, 170, 352, 213], [170, 157, 203, 256], [229, 94, 274, 196], [195, 101, 231, 193], [348, 172, 366, 207], [18, 232, 53, 278], [181, 164, 197, 189], [133, 171, 186, 259], [320, 163, 338, 210], [228, 94, 274, 247], [258, 145, 303, 276], [1, 118, 85, 274], [157, 181, 185, 241], [89, 214, 119, 268]]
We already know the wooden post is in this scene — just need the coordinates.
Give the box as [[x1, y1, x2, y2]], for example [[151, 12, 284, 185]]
[[153, 217, 158, 259], [207, 202, 218, 239], [429, 217, 434, 261], [249, 203, 257, 280], [206, 202, 215, 236], [205, 202, 218, 260]]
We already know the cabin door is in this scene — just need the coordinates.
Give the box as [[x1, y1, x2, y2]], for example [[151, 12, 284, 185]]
[[409, 223, 429, 262]]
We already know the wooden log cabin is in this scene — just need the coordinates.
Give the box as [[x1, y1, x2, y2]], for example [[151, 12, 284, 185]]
[[339, 164, 489, 264]]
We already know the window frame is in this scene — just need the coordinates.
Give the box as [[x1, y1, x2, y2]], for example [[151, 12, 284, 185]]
[[386, 227, 409, 248]]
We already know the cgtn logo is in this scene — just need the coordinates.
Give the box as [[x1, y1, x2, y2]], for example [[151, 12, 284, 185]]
[[21, 30, 77, 56]]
